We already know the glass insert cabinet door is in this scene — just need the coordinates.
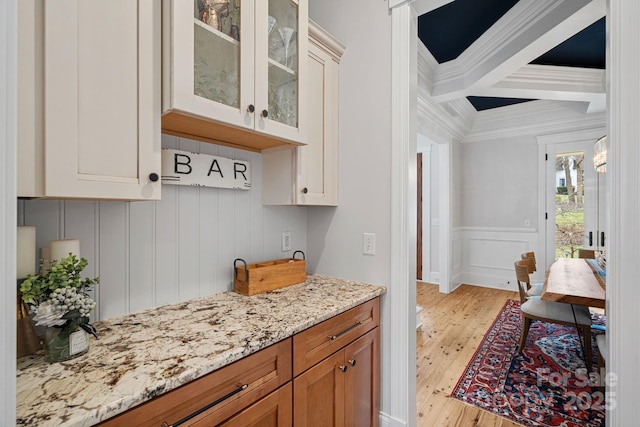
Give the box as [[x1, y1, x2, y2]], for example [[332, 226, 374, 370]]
[[166, 0, 307, 144]]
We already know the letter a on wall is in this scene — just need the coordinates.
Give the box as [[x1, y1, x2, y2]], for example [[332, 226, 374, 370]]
[[161, 149, 251, 190]]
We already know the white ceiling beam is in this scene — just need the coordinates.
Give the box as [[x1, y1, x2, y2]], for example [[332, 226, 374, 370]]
[[389, 0, 454, 14], [429, 0, 606, 103], [410, 0, 455, 16], [468, 64, 605, 111]]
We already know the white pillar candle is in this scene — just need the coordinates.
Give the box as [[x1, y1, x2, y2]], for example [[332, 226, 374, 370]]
[[17, 226, 36, 278], [50, 239, 80, 262]]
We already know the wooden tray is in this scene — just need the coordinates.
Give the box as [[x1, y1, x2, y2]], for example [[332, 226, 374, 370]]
[[234, 251, 306, 296]]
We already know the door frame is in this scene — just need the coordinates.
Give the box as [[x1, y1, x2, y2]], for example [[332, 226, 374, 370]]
[[537, 127, 605, 270]]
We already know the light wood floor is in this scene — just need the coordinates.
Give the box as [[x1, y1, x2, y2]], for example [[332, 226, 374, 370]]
[[416, 282, 522, 427]]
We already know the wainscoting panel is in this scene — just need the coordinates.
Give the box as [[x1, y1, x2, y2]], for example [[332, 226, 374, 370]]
[[19, 135, 307, 321], [458, 227, 540, 290]]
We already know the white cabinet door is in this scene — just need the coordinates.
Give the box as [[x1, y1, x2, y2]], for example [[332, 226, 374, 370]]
[[162, 0, 307, 152], [18, 0, 161, 201], [262, 20, 342, 206]]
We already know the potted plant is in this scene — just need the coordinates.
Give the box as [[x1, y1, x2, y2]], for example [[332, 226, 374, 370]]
[[20, 254, 99, 362]]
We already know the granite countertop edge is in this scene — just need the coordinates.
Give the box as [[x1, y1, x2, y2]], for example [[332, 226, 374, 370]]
[[16, 274, 386, 427]]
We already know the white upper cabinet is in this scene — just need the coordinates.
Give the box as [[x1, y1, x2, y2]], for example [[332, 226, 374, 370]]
[[262, 20, 344, 206], [162, 0, 308, 152], [17, 0, 162, 201]]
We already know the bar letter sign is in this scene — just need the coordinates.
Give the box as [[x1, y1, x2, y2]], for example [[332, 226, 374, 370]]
[[161, 149, 251, 190]]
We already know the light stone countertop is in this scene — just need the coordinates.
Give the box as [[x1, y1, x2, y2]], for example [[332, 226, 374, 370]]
[[16, 274, 386, 426]]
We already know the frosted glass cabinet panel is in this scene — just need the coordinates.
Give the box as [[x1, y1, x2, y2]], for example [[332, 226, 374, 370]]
[[163, 0, 308, 152]]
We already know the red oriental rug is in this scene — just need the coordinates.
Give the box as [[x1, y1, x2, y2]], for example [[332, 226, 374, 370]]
[[450, 299, 607, 427]]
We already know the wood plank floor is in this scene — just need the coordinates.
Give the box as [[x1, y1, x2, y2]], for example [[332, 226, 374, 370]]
[[416, 282, 522, 427]]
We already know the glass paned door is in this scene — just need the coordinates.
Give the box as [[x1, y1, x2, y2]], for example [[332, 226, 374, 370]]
[[194, 0, 241, 108], [267, 0, 299, 127], [546, 141, 602, 264]]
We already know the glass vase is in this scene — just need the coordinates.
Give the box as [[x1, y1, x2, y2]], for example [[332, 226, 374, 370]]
[[43, 325, 89, 363]]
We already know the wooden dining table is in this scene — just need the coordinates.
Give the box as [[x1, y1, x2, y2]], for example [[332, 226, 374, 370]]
[[541, 257, 606, 309]]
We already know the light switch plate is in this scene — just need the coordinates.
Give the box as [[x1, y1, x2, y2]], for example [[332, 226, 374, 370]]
[[363, 233, 376, 255], [281, 231, 291, 251]]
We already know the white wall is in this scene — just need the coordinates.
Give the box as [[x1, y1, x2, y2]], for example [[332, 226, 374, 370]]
[[459, 136, 538, 229], [307, 0, 395, 423], [18, 134, 307, 320]]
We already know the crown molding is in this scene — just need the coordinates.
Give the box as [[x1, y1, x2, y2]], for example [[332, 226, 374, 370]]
[[462, 100, 606, 143], [309, 19, 345, 62]]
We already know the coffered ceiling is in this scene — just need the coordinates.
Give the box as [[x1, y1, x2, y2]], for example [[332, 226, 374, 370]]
[[415, 0, 606, 113]]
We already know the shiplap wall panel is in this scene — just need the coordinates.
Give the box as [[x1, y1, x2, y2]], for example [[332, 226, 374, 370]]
[[63, 201, 99, 320], [249, 151, 264, 263], [128, 201, 155, 313], [216, 146, 238, 292], [178, 186, 201, 301], [197, 139, 221, 295], [154, 186, 179, 307], [24, 200, 61, 254], [21, 135, 307, 321], [98, 202, 128, 319]]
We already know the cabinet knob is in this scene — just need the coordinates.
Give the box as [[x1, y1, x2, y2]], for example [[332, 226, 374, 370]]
[[149, 173, 159, 182], [339, 365, 348, 373], [349, 359, 356, 367], [261, 109, 269, 118], [247, 104, 255, 113], [302, 187, 308, 194]]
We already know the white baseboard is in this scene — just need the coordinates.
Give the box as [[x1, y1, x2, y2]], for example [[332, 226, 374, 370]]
[[379, 411, 408, 427], [416, 305, 424, 329]]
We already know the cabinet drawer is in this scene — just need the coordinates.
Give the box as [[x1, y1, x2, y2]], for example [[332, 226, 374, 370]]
[[293, 298, 379, 376], [98, 338, 292, 427]]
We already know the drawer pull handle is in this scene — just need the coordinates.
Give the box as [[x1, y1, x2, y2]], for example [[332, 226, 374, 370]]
[[328, 320, 363, 341], [167, 383, 249, 426], [349, 359, 356, 367], [339, 365, 348, 373]]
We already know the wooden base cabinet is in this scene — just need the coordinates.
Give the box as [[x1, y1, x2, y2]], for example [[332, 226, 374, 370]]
[[217, 383, 292, 427], [292, 298, 380, 427], [293, 329, 379, 427], [97, 298, 380, 427], [97, 339, 292, 427]]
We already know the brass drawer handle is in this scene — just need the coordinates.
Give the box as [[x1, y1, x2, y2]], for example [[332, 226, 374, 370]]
[[166, 383, 249, 426], [328, 320, 363, 341]]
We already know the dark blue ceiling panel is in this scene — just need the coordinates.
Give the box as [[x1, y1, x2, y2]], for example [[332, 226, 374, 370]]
[[531, 17, 605, 69], [467, 96, 534, 111], [417, 0, 519, 63]]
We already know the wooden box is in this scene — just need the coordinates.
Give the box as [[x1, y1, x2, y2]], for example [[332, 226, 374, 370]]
[[234, 256, 306, 296]]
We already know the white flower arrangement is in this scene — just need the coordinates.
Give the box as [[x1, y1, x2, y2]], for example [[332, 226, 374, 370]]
[[20, 254, 99, 335]]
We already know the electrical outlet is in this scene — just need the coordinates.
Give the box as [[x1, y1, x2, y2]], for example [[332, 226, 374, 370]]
[[363, 233, 376, 255], [281, 231, 291, 251]]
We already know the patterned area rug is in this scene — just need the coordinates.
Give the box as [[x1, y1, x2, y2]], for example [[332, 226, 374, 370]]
[[451, 299, 607, 427]]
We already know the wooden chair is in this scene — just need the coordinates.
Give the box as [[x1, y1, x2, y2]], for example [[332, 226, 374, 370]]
[[519, 256, 543, 297], [578, 249, 596, 259], [521, 251, 537, 272], [514, 260, 593, 367]]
